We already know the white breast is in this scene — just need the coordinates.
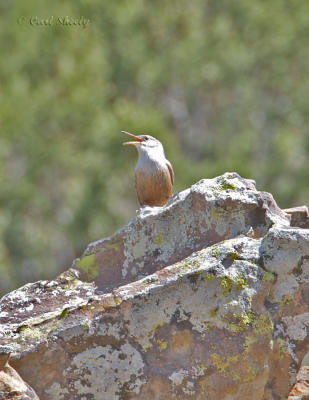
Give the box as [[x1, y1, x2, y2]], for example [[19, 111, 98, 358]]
[[135, 146, 168, 175]]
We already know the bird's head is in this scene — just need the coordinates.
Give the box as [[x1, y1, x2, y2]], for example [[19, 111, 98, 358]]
[[122, 131, 163, 154]]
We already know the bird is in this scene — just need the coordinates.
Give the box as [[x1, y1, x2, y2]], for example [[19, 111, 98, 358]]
[[122, 131, 174, 207]]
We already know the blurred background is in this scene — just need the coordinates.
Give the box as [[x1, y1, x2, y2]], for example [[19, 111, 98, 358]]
[[1, 0, 309, 295]]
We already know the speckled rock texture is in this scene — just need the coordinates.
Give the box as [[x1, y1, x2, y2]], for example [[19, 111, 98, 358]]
[[288, 366, 309, 399], [0, 355, 39, 399], [284, 206, 309, 229], [0, 172, 308, 400]]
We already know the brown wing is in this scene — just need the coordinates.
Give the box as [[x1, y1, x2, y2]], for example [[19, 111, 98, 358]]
[[166, 160, 174, 186]]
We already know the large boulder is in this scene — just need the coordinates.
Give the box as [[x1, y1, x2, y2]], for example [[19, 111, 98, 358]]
[[0, 172, 308, 400]]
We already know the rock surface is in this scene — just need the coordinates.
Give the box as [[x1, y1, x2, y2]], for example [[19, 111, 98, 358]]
[[288, 366, 309, 399], [0, 355, 39, 399], [0, 172, 307, 400], [284, 206, 309, 229], [74, 173, 288, 292]]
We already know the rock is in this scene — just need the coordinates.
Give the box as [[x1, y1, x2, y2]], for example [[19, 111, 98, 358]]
[[0, 355, 39, 399], [260, 226, 309, 274], [73, 172, 288, 293], [0, 172, 307, 400], [284, 206, 309, 229], [288, 366, 309, 399]]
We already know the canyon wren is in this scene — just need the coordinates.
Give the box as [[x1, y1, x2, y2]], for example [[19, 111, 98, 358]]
[[122, 131, 174, 207]]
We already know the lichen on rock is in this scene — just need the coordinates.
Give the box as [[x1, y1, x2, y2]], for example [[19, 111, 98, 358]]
[[0, 172, 307, 400]]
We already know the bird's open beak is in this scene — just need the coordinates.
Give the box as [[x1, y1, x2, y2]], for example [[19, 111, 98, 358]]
[[122, 131, 143, 146]]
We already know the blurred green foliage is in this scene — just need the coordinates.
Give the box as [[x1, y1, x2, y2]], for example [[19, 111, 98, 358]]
[[1, 0, 309, 295]]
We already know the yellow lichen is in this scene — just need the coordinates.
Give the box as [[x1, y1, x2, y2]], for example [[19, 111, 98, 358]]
[[220, 276, 233, 297], [226, 311, 256, 333], [175, 259, 200, 273], [241, 364, 260, 383], [195, 360, 207, 373], [230, 311, 273, 335], [154, 233, 163, 245], [211, 353, 239, 374], [227, 252, 238, 262], [243, 335, 257, 353], [75, 254, 98, 280], [262, 272, 275, 282], [253, 313, 273, 335], [210, 209, 225, 221], [153, 321, 164, 333], [236, 273, 248, 290], [220, 183, 237, 191], [217, 176, 237, 191], [203, 274, 214, 282], [276, 338, 289, 358], [211, 249, 220, 258], [157, 339, 168, 351], [200, 380, 207, 394], [18, 326, 46, 341], [203, 321, 210, 331], [211, 352, 260, 383], [102, 295, 122, 309], [278, 294, 292, 311], [209, 308, 217, 318], [17, 316, 64, 343]]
